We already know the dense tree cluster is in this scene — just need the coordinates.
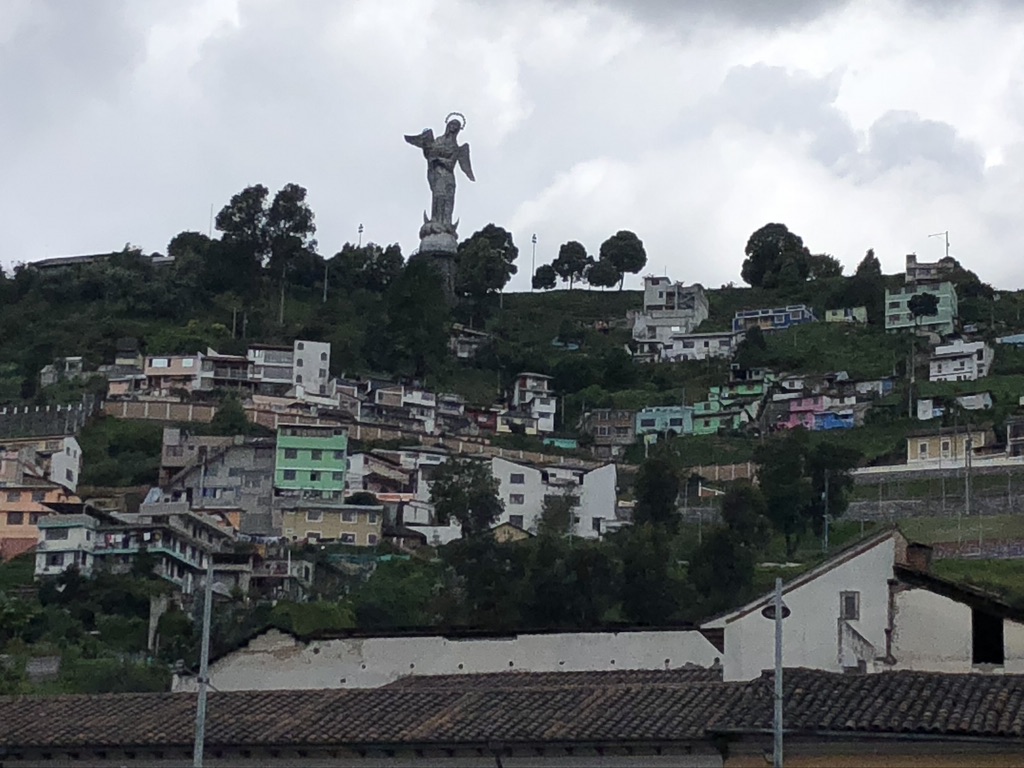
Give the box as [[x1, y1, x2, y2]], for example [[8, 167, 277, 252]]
[[531, 231, 648, 291]]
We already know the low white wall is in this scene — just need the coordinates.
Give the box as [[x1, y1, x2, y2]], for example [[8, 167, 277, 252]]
[[173, 628, 721, 692]]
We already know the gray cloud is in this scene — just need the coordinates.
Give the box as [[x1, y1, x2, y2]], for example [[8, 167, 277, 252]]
[[859, 110, 986, 184], [578, 0, 852, 29]]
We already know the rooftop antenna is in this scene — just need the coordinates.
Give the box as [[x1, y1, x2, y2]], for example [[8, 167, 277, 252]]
[[928, 231, 950, 259]]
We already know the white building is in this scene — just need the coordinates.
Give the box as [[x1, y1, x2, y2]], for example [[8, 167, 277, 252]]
[[373, 386, 437, 434], [0, 436, 81, 492], [34, 513, 99, 577], [491, 457, 617, 538], [662, 331, 736, 362], [702, 529, 1024, 682], [630, 276, 710, 361], [291, 339, 331, 395], [510, 372, 557, 433], [929, 339, 994, 382]]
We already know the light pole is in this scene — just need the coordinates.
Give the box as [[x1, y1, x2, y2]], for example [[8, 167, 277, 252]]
[[358, 223, 364, 247], [761, 579, 790, 768]]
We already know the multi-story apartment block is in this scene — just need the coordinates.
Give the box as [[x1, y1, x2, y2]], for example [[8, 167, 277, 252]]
[[279, 500, 383, 545], [929, 339, 994, 382], [373, 386, 437, 433], [197, 350, 253, 392], [732, 305, 817, 335], [579, 409, 637, 458], [510, 372, 557, 433], [630, 276, 710, 361], [884, 282, 958, 336], [292, 340, 331, 395], [159, 428, 236, 485], [275, 425, 348, 499], [33, 501, 235, 594], [248, 344, 295, 391], [163, 437, 276, 535], [491, 457, 617, 539]]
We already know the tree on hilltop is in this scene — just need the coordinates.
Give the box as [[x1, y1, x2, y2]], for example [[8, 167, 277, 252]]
[[599, 230, 647, 290], [551, 241, 591, 289]]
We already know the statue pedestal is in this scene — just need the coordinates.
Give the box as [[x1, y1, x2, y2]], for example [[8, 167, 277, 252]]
[[411, 245, 457, 304], [419, 232, 457, 254]]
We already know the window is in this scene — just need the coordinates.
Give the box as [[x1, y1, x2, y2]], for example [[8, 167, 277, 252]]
[[296, 375, 303, 384], [306, 510, 323, 522], [367, 534, 378, 545], [296, 358, 304, 367], [840, 591, 860, 620], [592, 517, 603, 533], [284, 448, 298, 459], [333, 472, 345, 482], [614, 426, 630, 436], [7, 512, 24, 525], [333, 450, 345, 460], [46, 553, 64, 568], [340, 533, 357, 544], [596, 426, 609, 436], [32, 491, 46, 502], [297, 342, 305, 350], [44, 527, 69, 540], [283, 469, 297, 481], [941, 440, 951, 457], [5, 491, 20, 502], [918, 442, 929, 459], [320, 352, 328, 361], [311, 449, 323, 461], [182, 358, 195, 368], [28, 513, 40, 524], [972, 608, 1004, 665], [310, 472, 320, 482], [151, 358, 169, 368], [368, 512, 378, 524], [509, 473, 525, 485], [509, 494, 525, 505], [305, 531, 321, 541], [319, 369, 327, 378], [669, 418, 683, 427], [508, 514, 525, 528], [640, 418, 656, 428], [342, 510, 356, 522], [888, 301, 900, 309]]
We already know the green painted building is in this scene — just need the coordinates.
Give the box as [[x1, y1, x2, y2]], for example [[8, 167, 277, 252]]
[[275, 424, 348, 498], [884, 281, 958, 336]]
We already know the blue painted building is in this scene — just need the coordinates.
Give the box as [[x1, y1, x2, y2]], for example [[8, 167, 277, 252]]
[[732, 305, 817, 335]]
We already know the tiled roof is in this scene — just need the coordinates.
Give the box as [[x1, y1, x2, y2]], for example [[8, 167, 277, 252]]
[[712, 668, 1024, 738], [385, 668, 723, 689], [0, 679, 745, 751]]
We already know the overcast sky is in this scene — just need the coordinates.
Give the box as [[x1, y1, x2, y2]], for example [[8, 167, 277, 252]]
[[3, 0, 1024, 290]]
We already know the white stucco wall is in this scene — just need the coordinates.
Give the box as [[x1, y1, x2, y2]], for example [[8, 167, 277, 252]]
[[708, 536, 896, 681], [892, 587, 1024, 673], [173, 628, 720, 692]]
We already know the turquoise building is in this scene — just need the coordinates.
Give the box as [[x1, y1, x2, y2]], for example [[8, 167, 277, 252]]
[[275, 425, 348, 498], [635, 406, 694, 437]]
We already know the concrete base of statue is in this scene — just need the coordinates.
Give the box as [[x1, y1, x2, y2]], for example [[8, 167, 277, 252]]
[[411, 248, 457, 304], [419, 232, 458, 254]]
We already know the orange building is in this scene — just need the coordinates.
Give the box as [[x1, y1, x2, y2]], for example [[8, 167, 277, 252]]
[[0, 483, 79, 561]]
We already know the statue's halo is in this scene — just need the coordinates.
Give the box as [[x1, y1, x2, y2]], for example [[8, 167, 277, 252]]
[[444, 112, 467, 130]]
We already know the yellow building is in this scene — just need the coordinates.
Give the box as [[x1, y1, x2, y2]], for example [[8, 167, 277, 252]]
[[279, 501, 383, 545], [906, 427, 989, 464], [491, 521, 533, 543]]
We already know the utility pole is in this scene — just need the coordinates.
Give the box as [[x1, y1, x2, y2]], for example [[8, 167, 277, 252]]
[[192, 557, 214, 767], [322, 258, 329, 304], [772, 578, 784, 768], [279, 263, 287, 326]]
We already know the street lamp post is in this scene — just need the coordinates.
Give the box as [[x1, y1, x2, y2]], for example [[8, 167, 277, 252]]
[[761, 578, 789, 768], [531, 234, 537, 290]]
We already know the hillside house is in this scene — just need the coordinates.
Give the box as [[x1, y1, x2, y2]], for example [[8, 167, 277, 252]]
[[448, 323, 491, 360], [580, 408, 637, 458], [929, 339, 994, 382], [279, 500, 383, 546], [491, 457, 617, 538], [630, 277, 709, 360], [0, 435, 81, 492], [144, 353, 202, 394], [635, 405, 693, 439], [906, 252, 956, 285], [38, 356, 85, 389], [825, 306, 867, 323], [0, 483, 79, 561], [510, 372, 557, 433], [661, 330, 736, 362], [731, 304, 816, 335]]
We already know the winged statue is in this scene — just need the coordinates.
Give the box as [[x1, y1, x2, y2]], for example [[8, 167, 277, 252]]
[[405, 113, 474, 248]]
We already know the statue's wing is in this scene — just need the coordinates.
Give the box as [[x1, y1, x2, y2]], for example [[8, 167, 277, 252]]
[[404, 128, 434, 149], [458, 143, 475, 182]]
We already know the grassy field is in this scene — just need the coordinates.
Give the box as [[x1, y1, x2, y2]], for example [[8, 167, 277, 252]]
[[897, 514, 1024, 544], [932, 559, 1024, 607]]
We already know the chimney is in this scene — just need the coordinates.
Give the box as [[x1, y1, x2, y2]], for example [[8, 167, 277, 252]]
[[905, 542, 933, 573]]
